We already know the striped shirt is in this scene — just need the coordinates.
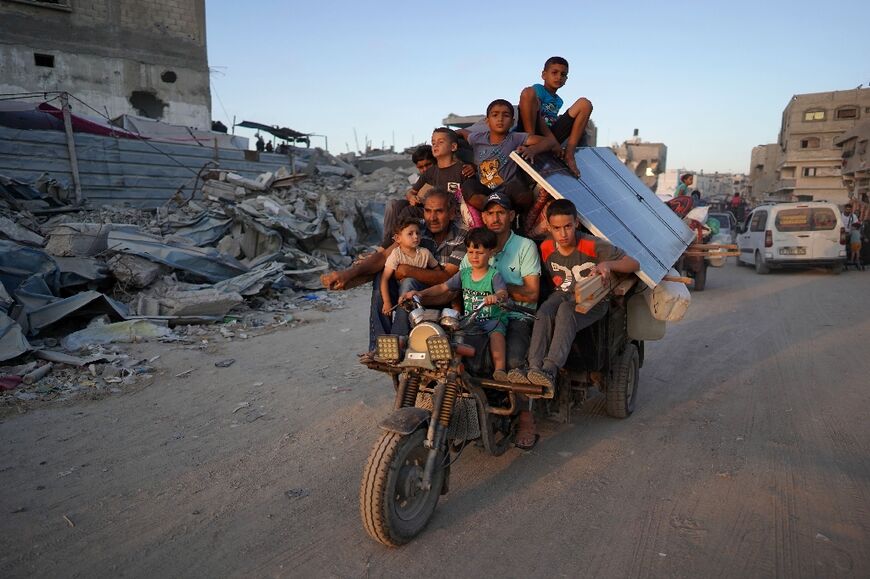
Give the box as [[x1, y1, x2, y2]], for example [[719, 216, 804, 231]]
[[420, 221, 466, 268]]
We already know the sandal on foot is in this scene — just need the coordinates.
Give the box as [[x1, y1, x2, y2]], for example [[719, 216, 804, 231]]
[[514, 412, 539, 451]]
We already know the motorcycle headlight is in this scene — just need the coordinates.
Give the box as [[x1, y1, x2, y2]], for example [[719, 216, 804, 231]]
[[427, 335, 452, 361], [375, 334, 401, 362], [408, 322, 444, 352]]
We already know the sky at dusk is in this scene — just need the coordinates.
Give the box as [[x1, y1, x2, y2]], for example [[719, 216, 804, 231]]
[[205, 0, 869, 174]]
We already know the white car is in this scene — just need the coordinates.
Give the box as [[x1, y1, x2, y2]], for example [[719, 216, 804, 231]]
[[737, 202, 847, 274]]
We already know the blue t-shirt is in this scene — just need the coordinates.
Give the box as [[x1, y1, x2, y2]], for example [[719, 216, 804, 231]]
[[467, 131, 528, 190], [460, 232, 541, 315], [533, 84, 563, 127]]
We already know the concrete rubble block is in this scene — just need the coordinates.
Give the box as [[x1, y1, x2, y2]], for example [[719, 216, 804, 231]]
[[316, 165, 347, 176], [107, 254, 168, 289], [232, 218, 282, 261], [45, 223, 112, 257], [217, 234, 242, 259], [330, 156, 361, 178], [141, 287, 243, 318], [202, 181, 241, 202], [225, 172, 274, 192]]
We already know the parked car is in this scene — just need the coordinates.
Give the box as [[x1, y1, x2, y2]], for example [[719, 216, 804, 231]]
[[736, 202, 847, 274], [708, 211, 737, 245]]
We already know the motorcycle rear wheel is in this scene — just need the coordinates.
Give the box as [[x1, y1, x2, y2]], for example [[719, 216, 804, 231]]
[[360, 428, 444, 546]]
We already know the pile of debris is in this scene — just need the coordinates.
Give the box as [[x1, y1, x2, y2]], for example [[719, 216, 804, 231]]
[[0, 157, 416, 405]]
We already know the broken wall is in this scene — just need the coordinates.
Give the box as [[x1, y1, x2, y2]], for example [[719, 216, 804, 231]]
[[0, 0, 211, 129], [0, 125, 315, 207]]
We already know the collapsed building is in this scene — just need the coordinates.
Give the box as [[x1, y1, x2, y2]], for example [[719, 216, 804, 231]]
[[0, 97, 415, 403], [611, 130, 667, 192]]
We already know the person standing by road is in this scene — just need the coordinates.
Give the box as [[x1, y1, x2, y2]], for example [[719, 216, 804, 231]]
[[842, 204, 860, 264], [731, 192, 745, 222]]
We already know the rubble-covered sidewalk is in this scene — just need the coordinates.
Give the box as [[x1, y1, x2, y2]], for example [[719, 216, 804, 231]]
[[0, 154, 416, 408]]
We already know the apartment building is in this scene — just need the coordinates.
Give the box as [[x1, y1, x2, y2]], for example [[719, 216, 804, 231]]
[[750, 88, 870, 205], [0, 0, 211, 129]]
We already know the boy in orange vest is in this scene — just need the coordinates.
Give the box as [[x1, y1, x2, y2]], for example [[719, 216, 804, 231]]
[[518, 199, 639, 393]]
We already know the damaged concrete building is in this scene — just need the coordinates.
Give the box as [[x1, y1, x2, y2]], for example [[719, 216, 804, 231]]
[[748, 143, 781, 203], [0, 0, 211, 129], [611, 130, 666, 191], [835, 120, 870, 205]]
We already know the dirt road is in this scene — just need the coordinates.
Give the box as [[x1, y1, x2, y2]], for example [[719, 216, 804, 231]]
[[2, 263, 869, 577]]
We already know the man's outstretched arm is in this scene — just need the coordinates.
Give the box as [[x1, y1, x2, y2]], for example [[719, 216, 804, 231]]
[[321, 244, 395, 290], [395, 263, 458, 286]]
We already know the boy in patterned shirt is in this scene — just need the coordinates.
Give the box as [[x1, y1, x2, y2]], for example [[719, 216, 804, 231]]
[[458, 99, 556, 214], [521, 199, 639, 393]]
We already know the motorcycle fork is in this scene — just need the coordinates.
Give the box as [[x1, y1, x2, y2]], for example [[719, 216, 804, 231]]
[[395, 372, 421, 409], [421, 366, 460, 491]]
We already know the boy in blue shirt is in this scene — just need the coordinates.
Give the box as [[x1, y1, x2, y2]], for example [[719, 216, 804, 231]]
[[518, 56, 593, 178]]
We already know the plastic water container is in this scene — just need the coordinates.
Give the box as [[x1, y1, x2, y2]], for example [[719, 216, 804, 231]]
[[627, 291, 667, 340]]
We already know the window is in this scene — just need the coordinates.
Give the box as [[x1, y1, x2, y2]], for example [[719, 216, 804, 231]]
[[34, 53, 54, 68], [859, 140, 868, 156], [750, 211, 767, 232], [774, 208, 836, 232], [800, 137, 820, 149], [802, 167, 820, 177], [836, 106, 859, 120], [804, 110, 825, 121]]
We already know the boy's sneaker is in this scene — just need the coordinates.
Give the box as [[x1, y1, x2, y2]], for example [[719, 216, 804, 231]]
[[507, 367, 531, 384], [526, 368, 556, 390], [492, 369, 509, 382]]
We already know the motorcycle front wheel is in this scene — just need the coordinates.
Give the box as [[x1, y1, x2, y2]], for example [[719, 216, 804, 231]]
[[360, 428, 444, 546]]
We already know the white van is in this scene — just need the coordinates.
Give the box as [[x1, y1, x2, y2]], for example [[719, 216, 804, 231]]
[[737, 202, 847, 274]]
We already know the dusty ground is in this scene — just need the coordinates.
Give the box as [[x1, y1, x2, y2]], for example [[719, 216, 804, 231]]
[[1, 262, 869, 578]]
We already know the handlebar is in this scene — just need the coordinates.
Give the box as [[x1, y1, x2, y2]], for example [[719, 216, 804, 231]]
[[459, 299, 537, 332]]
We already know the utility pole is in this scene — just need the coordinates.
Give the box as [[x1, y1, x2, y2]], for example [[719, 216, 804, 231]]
[[60, 92, 82, 204]]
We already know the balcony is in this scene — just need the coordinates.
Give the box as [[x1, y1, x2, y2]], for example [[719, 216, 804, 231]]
[[773, 179, 796, 192]]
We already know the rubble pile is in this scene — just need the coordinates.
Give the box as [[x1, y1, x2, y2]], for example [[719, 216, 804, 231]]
[[0, 155, 414, 405]]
